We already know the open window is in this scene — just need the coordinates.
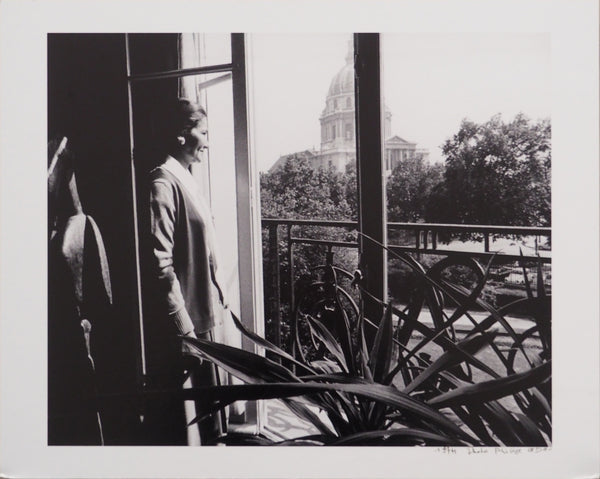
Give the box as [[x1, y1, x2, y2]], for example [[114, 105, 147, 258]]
[[126, 33, 264, 433]]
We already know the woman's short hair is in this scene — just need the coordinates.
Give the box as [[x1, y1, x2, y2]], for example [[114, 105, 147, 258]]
[[169, 97, 207, 138]]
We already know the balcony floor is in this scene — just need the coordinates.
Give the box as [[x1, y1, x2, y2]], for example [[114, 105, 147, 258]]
[[263, 400, 321, 440]]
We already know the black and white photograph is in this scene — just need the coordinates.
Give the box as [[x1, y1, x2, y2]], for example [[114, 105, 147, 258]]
[[1, 1, 599, 478]]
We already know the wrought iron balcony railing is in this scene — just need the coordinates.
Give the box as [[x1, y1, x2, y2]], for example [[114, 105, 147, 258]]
[[261, 218, 551, 349]]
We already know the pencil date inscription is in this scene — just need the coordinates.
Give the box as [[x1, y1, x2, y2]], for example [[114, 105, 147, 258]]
[[436, 446, 457, 454]]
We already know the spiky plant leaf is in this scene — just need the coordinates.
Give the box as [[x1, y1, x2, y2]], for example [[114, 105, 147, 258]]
[[305, 315, 348, 372], [275, 435, 330, 446], [369, 302, 394, 383], [182, 337, 301, 384], [328, 428, 466, 446], [536, 259, 547, 299], [512, 412, 548, 446], [519, 249, 535, 300], [468, 402, 525, 446], [429, 361, 551, 409], [216, 432, 276, 446], [229, 311, 316, 375], [309, 360, 343, 375], [172, 380, 473, 442], [403, 332, 497, 394], [442, 281, 535, 369], [386, 308, 500, 385], [331, 292, 357, 375]]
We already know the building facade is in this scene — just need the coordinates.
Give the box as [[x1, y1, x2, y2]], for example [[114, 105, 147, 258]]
[[271, 45, 428, 174]]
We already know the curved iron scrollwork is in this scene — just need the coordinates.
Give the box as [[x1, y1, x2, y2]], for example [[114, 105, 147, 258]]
[[291, 249, 550, 391]]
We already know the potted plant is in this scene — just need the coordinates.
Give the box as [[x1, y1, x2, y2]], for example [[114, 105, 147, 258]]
[[177, 241, 551, 446]]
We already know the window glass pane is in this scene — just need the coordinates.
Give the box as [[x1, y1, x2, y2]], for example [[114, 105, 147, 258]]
[[128, 33, 180, 75], [252, 33, 357, 212], [198, 76, 242, 321], [179, 33, 232, 71], [128, 33, 232, 75], [181, 71, 233, 108], [251, 33, 358, 360], [201, 33, 232, 66], [382, 33, 552, 367]]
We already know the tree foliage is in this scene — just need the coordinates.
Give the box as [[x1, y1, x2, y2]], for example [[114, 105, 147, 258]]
[[387, 153, 444, 222], [426, 114, 551, 227], [260, 155, 353, 220], [260, 156, 358, 347]]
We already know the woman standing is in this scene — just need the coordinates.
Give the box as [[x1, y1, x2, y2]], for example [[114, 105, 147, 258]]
[[147, 98, 227, 445]]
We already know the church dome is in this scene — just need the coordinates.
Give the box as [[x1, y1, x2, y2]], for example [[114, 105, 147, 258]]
[[327, 63, 353, 97], [327, 49, 354, 97]]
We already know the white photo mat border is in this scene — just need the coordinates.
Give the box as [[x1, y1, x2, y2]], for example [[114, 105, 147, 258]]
[[0, 1, 598, 478]]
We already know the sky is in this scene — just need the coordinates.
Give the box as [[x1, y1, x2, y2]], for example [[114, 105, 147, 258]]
[[249, 33, 551, 171]]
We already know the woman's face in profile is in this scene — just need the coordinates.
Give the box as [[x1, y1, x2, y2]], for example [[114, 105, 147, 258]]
[[183, 116, 209, 164]]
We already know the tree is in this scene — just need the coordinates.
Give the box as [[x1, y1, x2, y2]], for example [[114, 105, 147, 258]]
[[426, 114, 551, 227], [387, 153, 444, 222], [342, 161, 358, 220], [260, 155, 352, 220], [260, 156, 358, 348]]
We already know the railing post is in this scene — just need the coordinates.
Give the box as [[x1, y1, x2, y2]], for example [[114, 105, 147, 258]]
[[484, 232, 490, 252], [432, 230, 437, 250], [287, 225, 295, 320], [326, 245, 334, 266], [415, 229, 421, 260], [268, 224, 281, 350]]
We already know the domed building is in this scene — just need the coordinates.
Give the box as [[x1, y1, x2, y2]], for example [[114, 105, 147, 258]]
[[317, 47, 393, 171], [269, 44, 428, 174]]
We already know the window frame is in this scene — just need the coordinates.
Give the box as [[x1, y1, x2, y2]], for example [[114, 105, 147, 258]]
[[125, 33, 264, 432], [353, 33, 387, 341]]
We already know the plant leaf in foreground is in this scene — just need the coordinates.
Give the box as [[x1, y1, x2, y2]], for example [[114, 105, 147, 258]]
[[429, 361, 551, 409]]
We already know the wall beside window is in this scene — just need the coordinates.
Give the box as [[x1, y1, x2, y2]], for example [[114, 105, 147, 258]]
[[48, 33, 142, 444]]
